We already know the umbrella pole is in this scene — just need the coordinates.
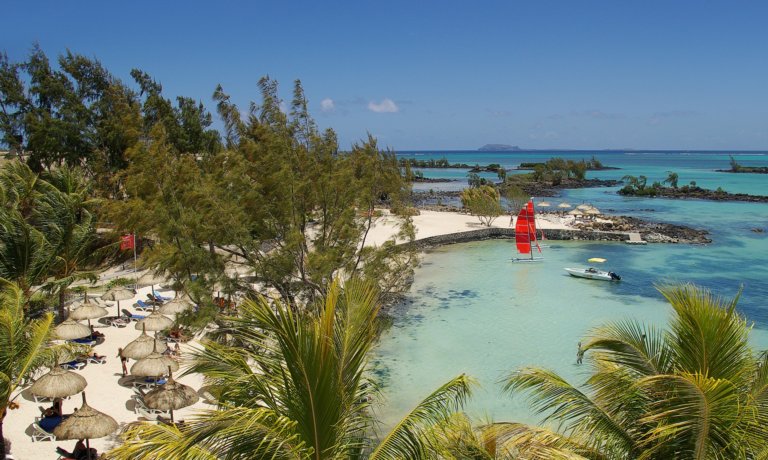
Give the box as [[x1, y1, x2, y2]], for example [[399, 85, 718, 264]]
[[116, 299, 120, 319], [170, 407, 174, 424], [86, 438, 92, 460]]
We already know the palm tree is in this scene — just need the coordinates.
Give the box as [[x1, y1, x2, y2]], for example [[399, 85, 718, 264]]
[[664, 171, 679, 189], [109, 278, 472, 459], [0, 280, 55, 459], [489, 284, 768, 459]]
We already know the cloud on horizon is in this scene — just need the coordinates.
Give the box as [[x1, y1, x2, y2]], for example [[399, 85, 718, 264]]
[[320, 98, 335, 112], [368, 98, 399, 113]]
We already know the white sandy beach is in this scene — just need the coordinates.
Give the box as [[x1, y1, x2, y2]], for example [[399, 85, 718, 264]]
[[6, 209, 580, 459]]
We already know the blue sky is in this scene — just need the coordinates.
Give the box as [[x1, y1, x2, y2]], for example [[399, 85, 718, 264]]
[[3, 1, 768, 150]]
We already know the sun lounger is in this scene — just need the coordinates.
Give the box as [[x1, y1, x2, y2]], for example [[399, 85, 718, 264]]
[[60, 360, 86, 371], [122, 309, 147, 321], [153, 293, 172, 302], [86, 355, 106, 364], [135, 300, 154, 311], [69, 337, 97, 346], [132, 395, 167, 415], [31, 422, 56, 441], [108, 317, 129, 327]]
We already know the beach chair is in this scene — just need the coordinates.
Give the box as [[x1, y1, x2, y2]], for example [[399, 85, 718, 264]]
[[132, 395, 167, 415], [108, 317, 129, 327], [154, 293, 172, 302], [202, 390, 218, 405], [31, 422, 55, 441], [122, 309, 146, 321], [69, 337, 97, 346], [135, 300, 154, 311], [86, 355, 106, 364], [33, 393, 53, 403], [60, 360, 86, 371]]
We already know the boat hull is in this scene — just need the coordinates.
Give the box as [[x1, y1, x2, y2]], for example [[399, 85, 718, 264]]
[[564, 267, 620, 281]]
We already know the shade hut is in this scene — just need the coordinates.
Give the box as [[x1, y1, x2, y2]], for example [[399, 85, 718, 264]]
[[68, 300, 108, 327], [54, 319, 92, 340], [130, 342, 179, 377], [558, 202, 572, 209], [158, 296, 194, 315], [29, 367, 87, 399], [54, 393, 118, 460], [143, 367, 199, 423], [122, 326, 167, 359], [101, 286, 136, 318], [134, 310, 174, 332], [136, 270, 167, 297]]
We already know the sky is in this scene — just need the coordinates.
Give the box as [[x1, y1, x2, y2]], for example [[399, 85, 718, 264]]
[[3, 1, 768, 151]]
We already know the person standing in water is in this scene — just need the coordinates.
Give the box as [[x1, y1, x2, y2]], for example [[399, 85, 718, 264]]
[[576, 341, 584, 364]]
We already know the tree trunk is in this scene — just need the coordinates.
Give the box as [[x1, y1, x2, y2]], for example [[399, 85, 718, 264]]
[[58, 287, 67, 320], [0, 411, 6, 459]]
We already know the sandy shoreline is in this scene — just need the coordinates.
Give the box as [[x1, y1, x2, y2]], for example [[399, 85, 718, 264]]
[[3, 210, 605, 459]]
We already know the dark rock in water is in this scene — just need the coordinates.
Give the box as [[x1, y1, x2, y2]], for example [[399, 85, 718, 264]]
[[752, 228, 765, 233]]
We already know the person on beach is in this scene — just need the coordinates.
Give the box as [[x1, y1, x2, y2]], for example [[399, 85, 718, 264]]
[[117, 348, 128, 376], [576, 341, 584, 365]]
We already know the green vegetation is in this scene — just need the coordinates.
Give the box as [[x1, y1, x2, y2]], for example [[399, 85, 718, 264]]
[[0, 282, 56, 459], [460, 185, 503, 227], [484, 284, 768, 458], [109, 279, 472, 459], [0, 162, 103, 317], [726, 155, 768, 173]]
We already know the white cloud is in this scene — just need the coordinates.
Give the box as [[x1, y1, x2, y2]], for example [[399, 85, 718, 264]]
[[320, 98, 335, 112], [368, 98, 399, 113]]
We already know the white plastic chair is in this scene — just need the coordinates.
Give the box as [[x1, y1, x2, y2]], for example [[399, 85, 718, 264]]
[[31, 423, 55, 442]]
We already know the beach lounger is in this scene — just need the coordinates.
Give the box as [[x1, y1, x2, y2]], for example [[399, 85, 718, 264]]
[[108, 317, 129, 327], [31, 422, 55, 441], [32, 393, 53, 403], [154, 293, 172, 302], [60, 360, 86, 371], [69, 337, 97, 346], [136, 406, 159, 421], [132, 395, 167, 415], [135, 300, 154, 311], [122, 309, 147, 321], [86, 355, 106, 364]]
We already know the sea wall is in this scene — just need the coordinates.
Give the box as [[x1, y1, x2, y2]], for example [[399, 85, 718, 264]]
[[406, 227, 629, 250]]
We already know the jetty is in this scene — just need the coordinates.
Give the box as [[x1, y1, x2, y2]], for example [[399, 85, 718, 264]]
[[626, 232, 647, 245]]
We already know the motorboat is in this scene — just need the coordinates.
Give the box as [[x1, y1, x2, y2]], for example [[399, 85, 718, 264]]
[[564, 267, 621, 281]]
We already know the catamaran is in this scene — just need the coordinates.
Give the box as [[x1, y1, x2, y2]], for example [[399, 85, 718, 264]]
[[513, 199, 543, 262]]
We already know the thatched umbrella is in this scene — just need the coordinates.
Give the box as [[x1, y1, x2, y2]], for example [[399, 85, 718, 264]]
[[68, 300, 108, 327], [54, 393, 118, 460], [101, 286, 136, 318], [130, 342, 179, 378], [537, 201, 551, 207], [144, 367, 199, 423], [29, 366, 87, 399], [158, 295, 194, 315], [576, 204, 593, 211], [134, 310, 174, 331], [584, 207, 601, 215], [122, 325, 167, 359], [136, 270, 167, 297], [54, 319, 91, 340], [558, 202, 572, 209]]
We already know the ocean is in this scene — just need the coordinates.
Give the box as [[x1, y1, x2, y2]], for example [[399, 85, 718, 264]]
[[371, 150, 768, 428]]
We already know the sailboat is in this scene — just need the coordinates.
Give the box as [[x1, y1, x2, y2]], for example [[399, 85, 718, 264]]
[[513, 199, 543, 262]]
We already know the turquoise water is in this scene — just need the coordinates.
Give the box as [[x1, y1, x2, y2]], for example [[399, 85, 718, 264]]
[[373, 150, 768, 427]]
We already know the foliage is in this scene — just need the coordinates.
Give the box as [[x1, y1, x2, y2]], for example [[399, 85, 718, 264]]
[[0, 281, 55, 459], [729, 155, 741, 172], [460, 185, 503, 227], [467, 172, 491, 188], [109, 278, 472, 459], [664, 171, 679, 188], [107, 78, 416, 306], [490, 284, 768, 459], [0, 162, 101, 315]]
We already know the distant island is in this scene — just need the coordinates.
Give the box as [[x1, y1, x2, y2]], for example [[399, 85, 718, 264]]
[[715, 155, 768, 174], [478, 144, 522, 151]]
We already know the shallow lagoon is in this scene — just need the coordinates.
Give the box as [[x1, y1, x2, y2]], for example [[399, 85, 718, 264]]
[[374, 150, 768, 428]]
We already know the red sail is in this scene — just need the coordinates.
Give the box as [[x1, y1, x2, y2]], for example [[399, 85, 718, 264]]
[[515, 201, 539, 254]]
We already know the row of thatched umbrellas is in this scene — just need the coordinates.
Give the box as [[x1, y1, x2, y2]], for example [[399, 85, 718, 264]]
[[30, 286, 198, 457]]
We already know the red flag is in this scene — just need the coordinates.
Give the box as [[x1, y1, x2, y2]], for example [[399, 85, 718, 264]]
[[120, 234, 135, 251]]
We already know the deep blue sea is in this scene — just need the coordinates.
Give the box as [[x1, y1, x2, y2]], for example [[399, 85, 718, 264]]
[[372, 150, 768, 428]]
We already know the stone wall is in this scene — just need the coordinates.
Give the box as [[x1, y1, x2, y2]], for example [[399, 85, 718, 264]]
[[405, 227, 629, 250]]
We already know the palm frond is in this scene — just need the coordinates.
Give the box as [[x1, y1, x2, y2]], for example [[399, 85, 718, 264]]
[[369, 374, 474, 460]]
